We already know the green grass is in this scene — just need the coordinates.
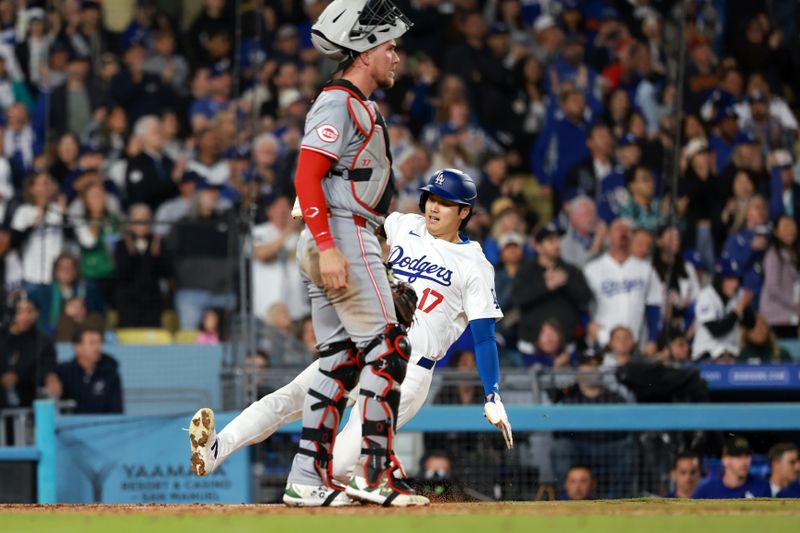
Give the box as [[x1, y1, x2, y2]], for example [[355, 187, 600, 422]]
[[0, 514, 796, 533], [1, 501, 799, 533]]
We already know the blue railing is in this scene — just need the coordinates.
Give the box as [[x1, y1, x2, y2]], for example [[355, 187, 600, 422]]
[[25, 401, 800, 504]]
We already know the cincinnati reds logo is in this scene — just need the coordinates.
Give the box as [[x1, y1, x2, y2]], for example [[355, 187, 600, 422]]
[[316, 124, 340, 143]]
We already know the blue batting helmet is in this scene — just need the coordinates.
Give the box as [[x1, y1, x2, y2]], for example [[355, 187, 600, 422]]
[[715, 256, 741, 278], [418, 168, 477, 213]]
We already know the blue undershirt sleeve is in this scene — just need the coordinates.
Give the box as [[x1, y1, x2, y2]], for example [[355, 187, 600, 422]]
[[469, 318, 501, 398], [645, 304, 661, 342]]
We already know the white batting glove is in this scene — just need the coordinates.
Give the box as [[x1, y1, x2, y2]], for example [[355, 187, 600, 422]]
[[484, 394, 513, 449]]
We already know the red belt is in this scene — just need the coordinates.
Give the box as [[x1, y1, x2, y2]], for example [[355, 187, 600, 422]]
[[353, 214, 367, 228]]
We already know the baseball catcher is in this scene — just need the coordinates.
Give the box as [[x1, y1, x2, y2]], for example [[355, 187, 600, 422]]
[[278, 0, 422, 507]]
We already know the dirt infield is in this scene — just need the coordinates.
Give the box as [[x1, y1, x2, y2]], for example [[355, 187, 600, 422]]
[[2, 499, 800, 516]]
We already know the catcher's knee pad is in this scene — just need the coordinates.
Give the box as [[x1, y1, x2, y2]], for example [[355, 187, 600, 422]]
[[360, 323, 410, 372], [298, 339, 360, 483], [318, 339, 361, 391], [359, 323, 410, 423]]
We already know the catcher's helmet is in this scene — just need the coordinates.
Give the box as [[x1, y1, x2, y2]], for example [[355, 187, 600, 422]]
[[418, 169, 477, 214], [715, 256, 741, 278], [311, 0, 413, 62]]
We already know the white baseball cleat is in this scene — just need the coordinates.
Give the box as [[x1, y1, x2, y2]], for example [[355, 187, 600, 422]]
[[346, 474, 430, 507], [283, 482, 358, 507], [188, 408, 218, 476]]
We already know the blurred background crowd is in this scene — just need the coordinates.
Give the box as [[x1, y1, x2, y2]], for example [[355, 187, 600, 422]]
[[0, 0, 799, 502]]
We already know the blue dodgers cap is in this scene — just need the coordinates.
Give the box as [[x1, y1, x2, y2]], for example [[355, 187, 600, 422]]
[[439, 123, 463, 137], [682, 249, 705, 270], [418, 168, 477, 208], [180, 172, 198, 185], [50, 38, 71, 55], [715, 105, 738, 123], [715, 256, 742, 278], [561, 0, 580, 11], [488, 22, 510, 36], [534, 222, 564, 243], [209, 59, 231, 78], [618, 132, 640, 147], [195, 178, 223, 191], [385, 114, 405, 127], [734, 131, 756, 147], [601, 6, 620, 19], [225, 144, 251, 160]]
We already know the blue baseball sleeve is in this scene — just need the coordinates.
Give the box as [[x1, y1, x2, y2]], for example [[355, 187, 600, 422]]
[[469, 318, 501, 398], [645, 304, 661, 342]]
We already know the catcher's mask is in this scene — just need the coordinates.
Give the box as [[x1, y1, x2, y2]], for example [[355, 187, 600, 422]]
[[311, 0, 413, 68]]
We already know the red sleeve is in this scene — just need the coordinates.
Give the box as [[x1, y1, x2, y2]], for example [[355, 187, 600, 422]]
[[295, 147, 336, 251]]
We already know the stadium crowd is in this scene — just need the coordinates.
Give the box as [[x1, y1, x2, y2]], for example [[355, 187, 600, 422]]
[[0, 0, 799, 501]]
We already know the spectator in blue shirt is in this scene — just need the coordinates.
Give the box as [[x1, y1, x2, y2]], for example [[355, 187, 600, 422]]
[[699, 68, 743, 124], [522, 319, 573, 368], [778, 483, 800, 498], [189, 65, 232, 130], [709, 106, 747, 173], [768, 442, 798, 497], [546, 35, 600, 103], [767, 149, 799, 225], [667, 451, 701, 498], [722, 195, 771, 306], [531, 87, 590, 207], [46, 326, 123, 414], [693, 437, 771, 499], [564, 123, 628, 224]]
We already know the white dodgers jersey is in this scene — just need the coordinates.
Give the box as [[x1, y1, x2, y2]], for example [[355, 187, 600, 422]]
[[384, 213, 503, 362], [583, 253, 663, 345]]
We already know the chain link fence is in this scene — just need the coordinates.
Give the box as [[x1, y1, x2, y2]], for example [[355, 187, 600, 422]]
[[236, 367, 800, 502]]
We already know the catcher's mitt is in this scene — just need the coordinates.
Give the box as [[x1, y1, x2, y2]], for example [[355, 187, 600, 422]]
[[385, 263, 417, 328]]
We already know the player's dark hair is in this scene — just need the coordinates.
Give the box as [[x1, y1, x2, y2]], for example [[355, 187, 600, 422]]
[[588, 122, 610, 138], [768, 442, 798, 465], [567, 464, 594, 478], [480, 152, 505, 168], [52, 251, 80, 280], [559, 86, 582, 103], [624, 164, 651, 186], [458, 204, 472, 231], [673, 450, 700, 470], [608, 325, 633, 342], [535, 319, 565, 354], [72, 326, 103, 345]]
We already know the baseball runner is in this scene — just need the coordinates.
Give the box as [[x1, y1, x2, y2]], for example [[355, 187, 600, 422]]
[[188, 169, 513, 506]]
